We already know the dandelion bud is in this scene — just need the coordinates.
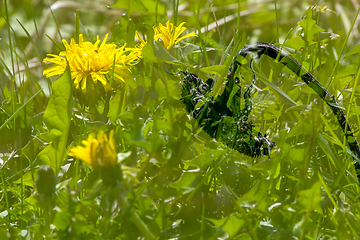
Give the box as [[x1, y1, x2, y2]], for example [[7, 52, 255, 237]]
[[36, 165, 56, 196]]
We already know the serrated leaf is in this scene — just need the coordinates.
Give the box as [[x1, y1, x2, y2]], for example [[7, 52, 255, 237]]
[[36, 65, 73, 172], [297, 8, 324, 44], [110, 0, 148, 15]]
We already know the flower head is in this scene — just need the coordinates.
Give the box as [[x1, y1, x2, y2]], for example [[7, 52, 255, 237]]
[[133, 31, 147, 56], [69, 130, 117, 168], [153, 20, 197, 50], [43, 34, 140, 92]]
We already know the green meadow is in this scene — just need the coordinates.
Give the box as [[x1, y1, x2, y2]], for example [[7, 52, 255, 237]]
[[1, 0, 360, 239]]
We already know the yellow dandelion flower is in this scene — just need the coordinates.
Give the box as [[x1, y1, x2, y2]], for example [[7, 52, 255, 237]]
[[69, 130, 117, 168], [43, 34, 140, 92], [136, 31, 147, 48], [153, 20, 197, 50], [133, 31, 147, 57]]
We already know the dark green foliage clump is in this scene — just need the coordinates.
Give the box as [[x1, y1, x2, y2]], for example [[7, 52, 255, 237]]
[[181, 71, 275, 157]]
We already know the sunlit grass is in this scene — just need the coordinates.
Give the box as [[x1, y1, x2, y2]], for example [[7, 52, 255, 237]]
[[1, 0, 360, 239]]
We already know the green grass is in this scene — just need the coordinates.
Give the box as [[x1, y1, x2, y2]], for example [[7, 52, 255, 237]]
[[1, 0, 360, 239]]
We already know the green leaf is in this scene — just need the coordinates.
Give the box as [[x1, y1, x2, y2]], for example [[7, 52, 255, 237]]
[[200, 65, 227, 76], [139, 25, 158, 63], [212, 32, 246, 98], [206, 213, 245, 238], [153, 41, 184, 65], [169, 171, 199, 190], [286, 117, 314, 139], [184, 155, 214, 168], [255, 69, 298, 106], [22, 137, 39, 162], [344, 44, 360, 57], [108, 89, 122, 124], [335, 58, 360, 79], [141, 29, 184, 64], [237, 179, 271, 212], [36, 65, 73, 172], [140, 0, 165, 13], [110, 0, 148, 15], [54, 210, 71, 231], [154, 78, 167, 100], [295, 181, 324, 214], [142, 40, 159, 63], [297, 8, 324, 44], [226, 84, 241, 112], [292, 218, 305, 237], [15, 170, 34, 187], [288, 147, 306, 163], [284, 37, 306, 51]]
